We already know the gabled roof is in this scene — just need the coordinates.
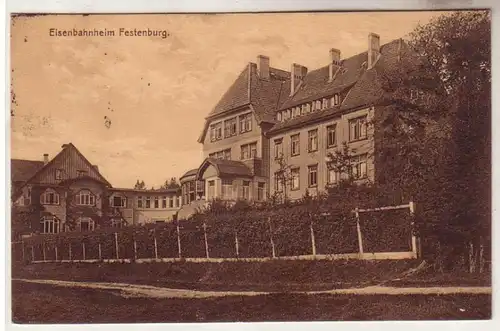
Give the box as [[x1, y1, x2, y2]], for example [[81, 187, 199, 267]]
[[11, 159, 44, 183], [14, 143, 112, 192], [198, 63, 290, 143], [196, 158, 252, 180], [268, 39, 410, 134]]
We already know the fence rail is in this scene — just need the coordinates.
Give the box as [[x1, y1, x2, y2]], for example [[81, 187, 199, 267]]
[[12, 202, 418, 264]]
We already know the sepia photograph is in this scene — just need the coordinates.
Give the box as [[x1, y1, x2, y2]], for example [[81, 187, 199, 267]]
[[8, 9, 492, 323]]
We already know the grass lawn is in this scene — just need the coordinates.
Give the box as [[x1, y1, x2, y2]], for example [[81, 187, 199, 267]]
[[11, 281, 491, 323], [12, 260, 491, 292]]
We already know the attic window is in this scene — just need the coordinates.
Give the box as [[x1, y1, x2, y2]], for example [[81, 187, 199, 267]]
[[55, 169, 63, 180], [316, 100, 322, 110], [331, 94, 340, 106], [77, 170, 87, 177], [277, 112, 282, 121], [322, 98, 329, 109]]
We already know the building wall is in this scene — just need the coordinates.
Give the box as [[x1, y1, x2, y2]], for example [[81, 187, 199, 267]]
[[109, 190, 182, 225], [268, 106, 375, 200], [203, 108, 263, 161]]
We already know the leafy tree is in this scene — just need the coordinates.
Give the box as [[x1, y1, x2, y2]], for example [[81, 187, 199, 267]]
[[377, 10, 491, 272], [134, 180, 146, 190], [274, 154, 294, 203], [161, 177, 181, 190]]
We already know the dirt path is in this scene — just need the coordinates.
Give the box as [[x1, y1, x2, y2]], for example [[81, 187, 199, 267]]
[[12, 278, 492, 299]]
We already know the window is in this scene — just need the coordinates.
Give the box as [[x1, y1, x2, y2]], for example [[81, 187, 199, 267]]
[[112, 195, 126, 208], [327, 164, 340, 185], [291, 168, 300, 190], [77, 190, 95, 206], [145, 196, 151, 208], [23, 188, 32, 206], [291, 134, 300, 156], [224, 117, 237, 138], [326, 124, 337, 148], [41, 189, 59, 205], [308, 129, 318, 152], [241, 142, 257, 160], [349, 116, 368, 141], [239, 113, 252, 133], [257, 182, 265, 201], [55, 169, 63, 180], [322, 98, 329, 109], [351, 154, 368, 179], [76, 170, 87, 177], [154, 196, 159, 208], [78, 217, 95, 232], [308, 165, 318, 187], [274, 172, 283, 192], [277, 112, 282, 121], [209, 149, 231, 160], [207, 180, 215, 200], [137, 196, 143, 208], [169, 197, 174, 208], [111, 219, 123, 228], [242, 181, 250, 200], [40, 216, 59, 234], [274, 139, 283, 159], [221, 179, 233, 199], [315, 100, 322, 110], [210, 122, 223, 141], [331, 94, 340, 106], [162, 196, 167, 208]]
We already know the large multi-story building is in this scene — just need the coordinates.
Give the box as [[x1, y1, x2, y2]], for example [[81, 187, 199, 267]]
[[178, 32, 412, 214], [11, 143, 181, 236]]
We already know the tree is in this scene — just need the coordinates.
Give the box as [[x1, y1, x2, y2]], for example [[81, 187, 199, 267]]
[[378, 11, 491, 272], [161, 177, 180, 190], [134, 180, 146, 190], [274, 154, 294, 203], [325, 141, 357, 185]]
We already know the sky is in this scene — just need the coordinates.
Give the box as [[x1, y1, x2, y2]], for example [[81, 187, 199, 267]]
[[10, 11, 449, 188]]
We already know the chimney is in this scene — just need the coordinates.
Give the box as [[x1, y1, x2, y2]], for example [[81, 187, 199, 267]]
[[290, 63, 308, 96], [328, 48, 341, 82], [368, 32, 381, 69], [257, 55, 270, 80], [61, 143, 69, 149], [43, 153, 49, 165]]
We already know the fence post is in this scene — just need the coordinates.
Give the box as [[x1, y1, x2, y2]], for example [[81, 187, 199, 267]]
[[268, 217, 276, 258], [31, 245, 35, 262], [82, 242, 86, 261], [235, 231, 239, 258], [55, 245, 58, 261], [69, 242, 72, 261], [42, 241, 46, 262], [409, 201, 418, 258], [176, 222, 182, 258], [154, 234, 158, 260], [114, 232, 119, 260], [21, 241, 25, 262], [310, 220, 316, 257], [203, 222, 210, 259], [98, 242, 102, 260], [133, 240, 137, 260], [355, 207, 364, 256]]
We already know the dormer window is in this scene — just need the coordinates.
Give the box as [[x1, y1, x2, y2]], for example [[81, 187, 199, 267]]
[[316, 100, 322, 110], [76, 189, 96, 206], [322, 98, 329, 109], [55, 169, 63, 180], [41, 188, 60, 205], [277, 112, 282, 121], [332, 94, 340, 106]]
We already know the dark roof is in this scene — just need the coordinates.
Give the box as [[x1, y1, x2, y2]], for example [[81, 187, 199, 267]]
[[198, 63, 290, 142], [197, 158, 252, 179], [11, 159, 44, 183], [110, 187, 180, 194], [180, 168, 199, 180], [269, 39, 408, 134]]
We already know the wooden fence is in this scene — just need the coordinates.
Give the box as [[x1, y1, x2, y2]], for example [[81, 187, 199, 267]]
[[12, 202, 419, 264]]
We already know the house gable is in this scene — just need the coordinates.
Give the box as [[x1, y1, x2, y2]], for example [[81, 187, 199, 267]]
[[25, 143, 111, 187]]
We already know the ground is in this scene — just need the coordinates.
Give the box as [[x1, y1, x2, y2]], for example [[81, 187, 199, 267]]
[[10, 260, 492, 323]]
